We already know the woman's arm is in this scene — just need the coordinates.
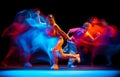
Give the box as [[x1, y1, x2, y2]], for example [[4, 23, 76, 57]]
[[54, 24, 71, 40]]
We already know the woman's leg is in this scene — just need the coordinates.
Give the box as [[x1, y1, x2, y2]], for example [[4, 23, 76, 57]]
[[1, 46, 16, 67], [50, 37, 64, 70], [50, 49, 58, 70], [51, 37, 80, 70], [19, 39, 32, 67]]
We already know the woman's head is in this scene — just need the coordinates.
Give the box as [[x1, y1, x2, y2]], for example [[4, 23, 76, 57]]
[[47, 14, 55, 25]]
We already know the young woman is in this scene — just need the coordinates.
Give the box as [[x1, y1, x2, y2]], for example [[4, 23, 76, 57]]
[[46, 14, 80, 70]]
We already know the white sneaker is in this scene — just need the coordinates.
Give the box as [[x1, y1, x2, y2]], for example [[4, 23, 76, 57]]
[[68, 64, 76, 68], [51, 64, 58, 70]]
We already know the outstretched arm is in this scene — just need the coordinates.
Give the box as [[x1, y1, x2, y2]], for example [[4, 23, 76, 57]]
[[67, 27, 80, 34], [85, 31, 95, 41], [85, 31, 101, 41], [54, 24, 71, 40]]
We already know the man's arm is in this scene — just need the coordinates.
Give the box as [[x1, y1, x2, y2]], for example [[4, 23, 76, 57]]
[[68, 27, 82, 34], [1, 26, 13, 37]]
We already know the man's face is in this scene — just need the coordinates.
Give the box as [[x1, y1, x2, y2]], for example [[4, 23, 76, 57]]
[[91, 18, 99, 24]]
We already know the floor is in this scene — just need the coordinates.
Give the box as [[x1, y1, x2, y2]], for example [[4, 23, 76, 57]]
[[0, 65, 120, 77]]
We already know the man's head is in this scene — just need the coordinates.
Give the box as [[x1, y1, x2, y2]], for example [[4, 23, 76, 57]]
[[82, 22, 92, 30], [88, 16, 99, 25]]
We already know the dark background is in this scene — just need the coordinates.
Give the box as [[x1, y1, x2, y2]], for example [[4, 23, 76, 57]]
[[0, 0, 120, 66]]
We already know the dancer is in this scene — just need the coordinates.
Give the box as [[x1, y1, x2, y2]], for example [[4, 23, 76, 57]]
[[1, 8, 47, 67], [46, 14, 80, 70], [18, 8, 48, 67], [1, 9, 30, 67], [64, 17, 101, 67]]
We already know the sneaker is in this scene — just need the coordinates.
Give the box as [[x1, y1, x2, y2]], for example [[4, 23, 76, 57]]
[[76, 54, 80, 63], [51, 64, 58, 70], [68, 64, 76, 68]]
